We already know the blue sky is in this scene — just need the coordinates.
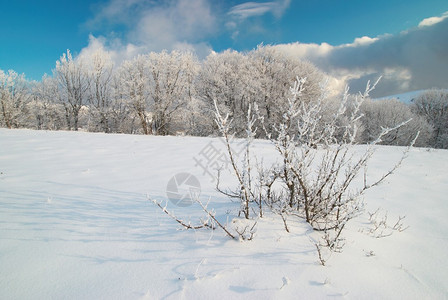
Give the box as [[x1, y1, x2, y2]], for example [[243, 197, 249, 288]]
[[1, 0, 447, 96]]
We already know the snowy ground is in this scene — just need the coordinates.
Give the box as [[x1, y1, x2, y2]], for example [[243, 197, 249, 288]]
[[1, 128, 447, 299]]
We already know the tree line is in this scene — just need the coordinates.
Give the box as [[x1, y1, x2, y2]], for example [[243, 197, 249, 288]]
[[1, 45, 447, 148]]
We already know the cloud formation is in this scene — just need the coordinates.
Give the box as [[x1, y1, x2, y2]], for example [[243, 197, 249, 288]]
[[228, 0, 291, 19], [273, 11, 448, 97], [82, 2, 447, 97], [85, 0, 216, 61], [418, 11, 448, 27], [83, 0, 292, 62], [227, 0, 290, 39]]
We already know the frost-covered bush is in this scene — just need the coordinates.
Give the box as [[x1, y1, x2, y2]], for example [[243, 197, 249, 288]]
[[215, 77, 414, 256], [259, 78, 412, 229]]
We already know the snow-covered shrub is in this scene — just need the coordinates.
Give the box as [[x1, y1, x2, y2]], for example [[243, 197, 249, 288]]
[[214, 101, 261, 220], [214, 76, 415, 258], [262, 79, 367, 227]]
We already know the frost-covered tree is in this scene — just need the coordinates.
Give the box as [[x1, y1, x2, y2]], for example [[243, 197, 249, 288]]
[[197, 50, 259, 136], [412, 89, 448, 148], [249, 45, 324, 135], [118, 55, 151, 134], [0, 69, 30, 128], [85, 49, 114, 133], [177, 59, 208, 136], [117, 51, 201, 135], [197, 46, 325, 137], [182, 94, 211, 136], [30, 75, 65, 130], [146, 51, 199, 135], [108, 74, 137, 134], [360, 98, 432, 147], [54, 50, 90, 131]]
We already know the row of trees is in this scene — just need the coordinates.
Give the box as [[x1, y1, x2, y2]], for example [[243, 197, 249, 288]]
[[0, 46, 323, 137], [1, 45, 447, 148]]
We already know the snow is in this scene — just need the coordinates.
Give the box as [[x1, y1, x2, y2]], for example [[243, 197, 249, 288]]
[[1, 128, 448, 299]]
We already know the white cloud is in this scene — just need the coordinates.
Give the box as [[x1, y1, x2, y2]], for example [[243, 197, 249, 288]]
[[78, 35, 146, 67], [229, 0, 291, 19], [226, 0, 291, 40], [271, 12, 448, 97], [86, 0, 154, 28], [84, 0, 215, 60], [418, 11, 448, 27], [229, 2, 275, 19], [350, 36, 379, 47], [81, 3, 447, 97], [84, 0, 293, 57], [78, 35, 108, 59]]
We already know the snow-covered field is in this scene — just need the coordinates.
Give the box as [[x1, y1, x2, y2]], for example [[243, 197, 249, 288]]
[[1, 128, 447, 299]]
